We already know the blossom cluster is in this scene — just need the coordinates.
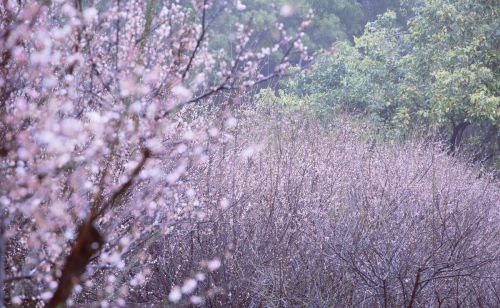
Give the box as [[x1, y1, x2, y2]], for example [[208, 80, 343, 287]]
[[0, 1, 310, 306]]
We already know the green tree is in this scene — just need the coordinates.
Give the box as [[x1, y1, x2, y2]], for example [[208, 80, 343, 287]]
[[284, 0, 500, 164], [401, 0, 499, 154]]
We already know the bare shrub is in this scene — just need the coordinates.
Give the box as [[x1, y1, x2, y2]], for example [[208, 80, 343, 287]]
[[138, 109, 500, 307]]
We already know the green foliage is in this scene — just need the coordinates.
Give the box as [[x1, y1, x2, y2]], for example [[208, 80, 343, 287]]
[[209, 0, 399, 57], [283, 0, 500, 162]]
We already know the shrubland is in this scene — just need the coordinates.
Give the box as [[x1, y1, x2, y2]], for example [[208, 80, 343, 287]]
[[137, 106, 500, 307]]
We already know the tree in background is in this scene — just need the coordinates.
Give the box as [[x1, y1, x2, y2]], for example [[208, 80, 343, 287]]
[[400, 0, 499, 157], [284, 0, 499, 166]]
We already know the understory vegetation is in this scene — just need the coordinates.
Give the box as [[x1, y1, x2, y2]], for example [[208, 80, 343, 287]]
[[102, 109, 500, 307]]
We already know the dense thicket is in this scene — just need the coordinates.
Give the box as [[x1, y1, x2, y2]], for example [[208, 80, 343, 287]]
[[82, 109, 500, 306]]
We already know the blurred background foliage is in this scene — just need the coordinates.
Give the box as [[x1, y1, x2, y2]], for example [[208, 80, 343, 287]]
[[209, 0, 400, 71]]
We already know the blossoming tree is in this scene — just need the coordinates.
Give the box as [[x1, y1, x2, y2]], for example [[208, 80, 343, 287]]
[[0, 0, 310, 306]]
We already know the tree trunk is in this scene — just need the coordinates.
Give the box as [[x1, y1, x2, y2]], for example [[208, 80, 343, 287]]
[[449, 121, 470, 154]]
